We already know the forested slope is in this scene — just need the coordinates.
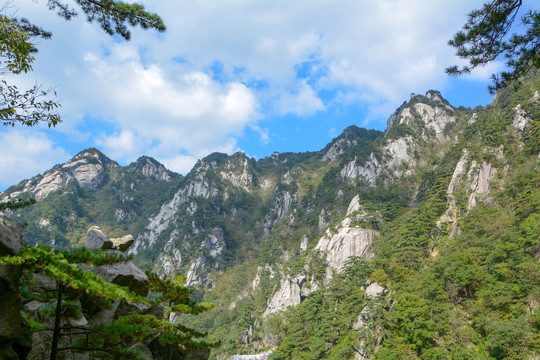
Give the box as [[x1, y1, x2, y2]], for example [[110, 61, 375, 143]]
[[2, 74, 538, 360]]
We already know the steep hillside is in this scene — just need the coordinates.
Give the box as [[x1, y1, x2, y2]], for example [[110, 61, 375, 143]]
[[0, 149, 182, 247], [2, 74, 538, 359]]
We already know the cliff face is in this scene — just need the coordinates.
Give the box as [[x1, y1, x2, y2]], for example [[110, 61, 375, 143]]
[[1, 149, 117, 202]]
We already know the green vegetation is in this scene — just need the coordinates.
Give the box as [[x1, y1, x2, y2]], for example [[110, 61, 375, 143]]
[[2, 74, 539, 359], [0, 246, 215, 359], [447, 0, 540, 93]]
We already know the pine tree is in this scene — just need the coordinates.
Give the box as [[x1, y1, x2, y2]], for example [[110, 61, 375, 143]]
[[446, 0, 539, 93], [0, 246, 216, 359]]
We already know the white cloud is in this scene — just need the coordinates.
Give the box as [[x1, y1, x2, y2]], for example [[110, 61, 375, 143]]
[[328, 127, 337, 138], [276, 81, 325, 116], [95, 130, 140, 161], [1, 0, 509, 179], [68, 44, 259, 164], [160, 154, 198, 175], [0, 130, 71, 189]]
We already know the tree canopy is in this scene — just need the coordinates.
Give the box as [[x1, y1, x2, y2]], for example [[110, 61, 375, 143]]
[[446, 0, 539, 93], [0, 245, 216, 359]]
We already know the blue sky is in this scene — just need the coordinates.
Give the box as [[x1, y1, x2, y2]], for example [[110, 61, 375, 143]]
[[0, 0, 527, 190]]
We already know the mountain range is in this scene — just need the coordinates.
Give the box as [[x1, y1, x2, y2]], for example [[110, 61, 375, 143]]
[[2, 73, 539, 359]]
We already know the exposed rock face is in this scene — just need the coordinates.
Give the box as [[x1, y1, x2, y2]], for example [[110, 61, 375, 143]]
[[135, 156, 172, 181], [263, 275, 305, 317], [159, 248, 183, 275], [0, 217, 25, 255], [466, 160, 497, 210], [440, 149, 469, 225], [62, 156, 106, 190], [219, 155, 255, 190], [343, 91, 456, 186], [262, 195, 379, 317], [0, 217, 30, 359], [340, 154, 381, 186], [322, 135, 358, 162], [26, 171, 72, 201], [270, 190, 295, 225], [186, 228, 226, 286], [1, 149, 117, 202], [131, 163, 219, 254], [314, 217, 377, 274], [340, 135, 417, 185], [347, 194, 362, 215], [512, 104, 531, 133], [365, 283, 386, 299]]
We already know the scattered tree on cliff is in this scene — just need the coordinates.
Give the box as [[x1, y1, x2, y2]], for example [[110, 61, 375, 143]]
[[446, 0, 539, 93]]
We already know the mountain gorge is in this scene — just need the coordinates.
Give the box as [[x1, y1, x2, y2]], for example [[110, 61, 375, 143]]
[[1, 74, 539, 359]]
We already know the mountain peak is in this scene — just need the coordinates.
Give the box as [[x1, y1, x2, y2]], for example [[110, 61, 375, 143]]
[[129, 156, 177, 182], [322, 126, 383, 162], [408, 90, 450, 106], [386, 90, 454, 136]]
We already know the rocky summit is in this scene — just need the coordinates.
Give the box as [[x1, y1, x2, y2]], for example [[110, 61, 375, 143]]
[[1, 74, 539, 359]]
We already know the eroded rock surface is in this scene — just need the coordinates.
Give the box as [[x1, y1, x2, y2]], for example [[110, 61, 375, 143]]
[[0, 217, 30, 359], [315, 217, 377, 274]]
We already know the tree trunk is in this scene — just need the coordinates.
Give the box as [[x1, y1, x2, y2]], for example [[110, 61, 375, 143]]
[[50, 281, 64, 360]]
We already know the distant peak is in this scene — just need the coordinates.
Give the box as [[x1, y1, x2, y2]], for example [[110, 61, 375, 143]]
[[386, 90, 453, 132], [71, 148, 114, 164], [74, 147, 104, 157], [134, 155, 160, 165], [409, 90, 450, 106], [129, 156, 176, 181], [322, 126, 383, 162]]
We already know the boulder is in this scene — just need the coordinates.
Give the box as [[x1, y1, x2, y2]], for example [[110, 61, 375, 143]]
[[110, 234, 134, 252], [0, 217, 25, 256], [80, 261, 149, 297], [85, 227, 113, 250], [114, 302, 164, 320], [365, 283, 386, 299]]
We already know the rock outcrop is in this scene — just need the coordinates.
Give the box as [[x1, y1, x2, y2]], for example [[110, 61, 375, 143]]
[[1, 149, 117, 202], [263, 275, 305, 317], [263, 195, 379, 316], [0, 217, 31, 360], [186, 228, 226, 286], [131, 159, 220, 255], [82, 227, 149, 296], [133, 156, 173, 182], [341, 90, 457, 186], [314, 216, 377, 276]]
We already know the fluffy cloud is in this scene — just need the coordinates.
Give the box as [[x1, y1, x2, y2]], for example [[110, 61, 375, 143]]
[[0, 131, 71, 188], [276, 81, 325, 116], [2, 0, 514, 182]]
